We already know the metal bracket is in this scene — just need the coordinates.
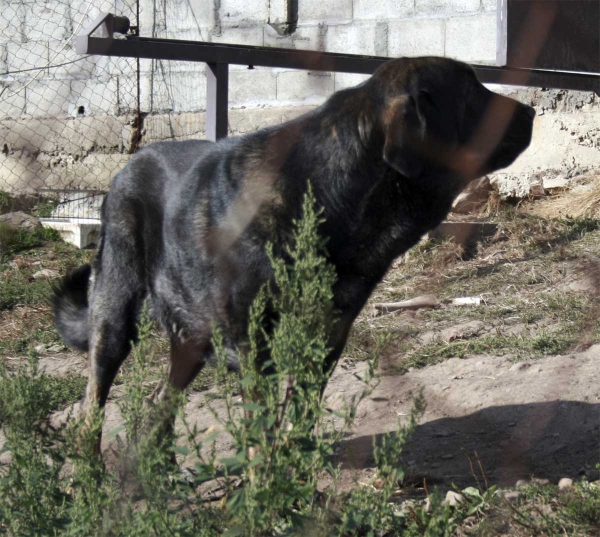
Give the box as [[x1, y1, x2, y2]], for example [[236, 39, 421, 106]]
[[75, 13, 130, 54]]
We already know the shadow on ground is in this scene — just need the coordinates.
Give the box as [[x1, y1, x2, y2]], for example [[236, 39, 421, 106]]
[[341, 401, 600, 488]]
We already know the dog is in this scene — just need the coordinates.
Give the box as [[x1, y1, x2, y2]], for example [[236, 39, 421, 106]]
[[54, 57, 534, 439]]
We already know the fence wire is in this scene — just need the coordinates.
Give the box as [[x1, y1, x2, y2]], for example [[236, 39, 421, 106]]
[[0, 0, 141, 219]]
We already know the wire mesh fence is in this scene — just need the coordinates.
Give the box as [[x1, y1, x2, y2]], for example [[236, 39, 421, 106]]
[[0, 0, 141, 219]]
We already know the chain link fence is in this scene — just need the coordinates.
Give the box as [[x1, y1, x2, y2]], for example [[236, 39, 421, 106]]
[[0, 0, 141, 219]]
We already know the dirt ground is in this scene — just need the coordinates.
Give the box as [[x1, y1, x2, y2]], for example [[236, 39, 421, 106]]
[[1, 201, 599, 496]]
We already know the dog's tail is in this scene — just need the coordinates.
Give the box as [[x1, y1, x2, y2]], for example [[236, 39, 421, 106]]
[[52, 264, 92, 353]]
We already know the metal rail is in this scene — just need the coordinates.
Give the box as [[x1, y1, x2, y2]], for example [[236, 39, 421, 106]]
[[76, 14, 600, 142]]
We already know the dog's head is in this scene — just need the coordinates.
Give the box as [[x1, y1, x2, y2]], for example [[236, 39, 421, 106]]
[[364, 57, 535, 184]]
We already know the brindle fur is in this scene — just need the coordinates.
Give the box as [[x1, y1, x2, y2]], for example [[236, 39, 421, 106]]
[[53, 57, 534, 429]]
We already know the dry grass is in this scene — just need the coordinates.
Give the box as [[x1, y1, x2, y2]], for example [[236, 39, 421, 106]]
[[527, 175, 600, 220]]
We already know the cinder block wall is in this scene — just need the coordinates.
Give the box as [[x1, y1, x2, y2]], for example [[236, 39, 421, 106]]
[[0, 0, 598, 196]]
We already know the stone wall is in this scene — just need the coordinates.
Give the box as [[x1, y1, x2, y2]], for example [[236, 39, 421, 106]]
[[0, 0, 598, 196]]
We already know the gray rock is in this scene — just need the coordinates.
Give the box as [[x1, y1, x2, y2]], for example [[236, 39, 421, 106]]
[[503, 491, 521, 502], [543, 174, 569, 190], [444, 491, 465, 507], [0, 211, 41, 231], [531, 478, 550, 486], [32, 268, 59, 279], [558, 478, 573, 490], [516, 479, 529, 489]]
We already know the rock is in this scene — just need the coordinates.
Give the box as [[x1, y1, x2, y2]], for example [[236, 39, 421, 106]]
[[543, 174, 569, 190], [558, 478, 573, 490], [444, 491, 465, 507], [516, 479, 529, 489], [503, 491, 521, 502], [510, 362, 531, 372], [579, 467, 600, 483], [452, 177, 493, 214], [32, 268, 59, 279], [531, 478, 550, 486], [0, 211, 41, 231]]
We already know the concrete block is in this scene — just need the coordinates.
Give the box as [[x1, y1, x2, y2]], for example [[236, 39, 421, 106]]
[[40, 218, 101, 249], [446, 13, 497, 64], [264, 25, 295, 49], [211, 26, 265, 46], [48, 41, 96, 79], [6, 41, 48, 76], [298, 0, 352, 22], [416, 0, 481, 15], [142, 112, 206, 144], [0, 115, 127, 155], [326, 22, 387, 55], [268, 0, 287, 25], [276, 71, 334, 102], [482, 0, 497, 11], [229, 105, 316, 133], [353, 0, 413, 21], [0, 82, 26, 117], [334, 72, 370, 91], [36, 152, 130, 190], [70, 78, 119, 116], [75, 115, 129, 153], [0, 3, 24, 43], [139, 69, 207, 113], [219, 0, 269, 24], [26, 79, 71, 117], [389, 18, 445, 58], [117, 73, 139, 113], [0, 149, 45, 193], [23, 0, 71, 42], [229, 68, 277, 105], [164, 0, 214, 32], [288, 24, 326, 51]]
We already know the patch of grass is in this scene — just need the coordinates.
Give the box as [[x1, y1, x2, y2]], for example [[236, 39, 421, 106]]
[[396, 328, 580, 373], [471, 480, 600, 537], [0, 269, 54, 311], [44, 373, 86, 411], [0, 190, 12, 213], [0, 222, 61, 260]]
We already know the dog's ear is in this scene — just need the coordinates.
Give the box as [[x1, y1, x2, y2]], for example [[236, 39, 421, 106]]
[[382, 91, 438, 179]]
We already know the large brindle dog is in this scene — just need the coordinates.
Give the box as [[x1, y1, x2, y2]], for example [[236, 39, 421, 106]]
[[54, 57, 534, 440]]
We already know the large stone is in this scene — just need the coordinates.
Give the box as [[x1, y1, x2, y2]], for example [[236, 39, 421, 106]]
[[452, 177, 493, 214], [0, 211, 41, 231]]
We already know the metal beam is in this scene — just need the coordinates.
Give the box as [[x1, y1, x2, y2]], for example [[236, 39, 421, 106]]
[[76, 34, 600, 93]]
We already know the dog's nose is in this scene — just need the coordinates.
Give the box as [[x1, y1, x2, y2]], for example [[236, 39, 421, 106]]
[[524, 105, 536, 119]]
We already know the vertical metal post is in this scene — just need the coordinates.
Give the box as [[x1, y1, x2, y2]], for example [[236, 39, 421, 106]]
[[206, 62, 229, 141]]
